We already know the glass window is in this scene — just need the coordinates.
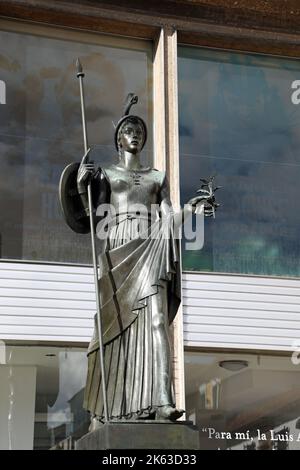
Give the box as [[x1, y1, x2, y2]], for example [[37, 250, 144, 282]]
[[0, 20, 152, 263], [178, 46, 300, 277], [0, 343, 88, 450], [185, 350, 300, 450]]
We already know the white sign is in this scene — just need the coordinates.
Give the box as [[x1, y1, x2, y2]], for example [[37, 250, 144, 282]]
[[0, 80, 6, 104]]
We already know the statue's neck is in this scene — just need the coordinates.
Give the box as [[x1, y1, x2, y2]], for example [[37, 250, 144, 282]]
[[119, 151, 142, 170]]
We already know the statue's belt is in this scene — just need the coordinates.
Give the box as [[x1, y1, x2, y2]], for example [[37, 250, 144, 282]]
[[98, 211, 160, 229]]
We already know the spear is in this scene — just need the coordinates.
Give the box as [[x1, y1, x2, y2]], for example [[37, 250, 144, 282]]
[[76, 58, 109, 423]]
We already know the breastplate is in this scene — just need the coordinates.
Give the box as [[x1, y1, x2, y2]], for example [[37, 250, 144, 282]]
[[103, 165, 164, 215]]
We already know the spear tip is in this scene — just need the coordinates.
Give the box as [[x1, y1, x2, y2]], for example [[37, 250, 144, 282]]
[[76, 58, 84, 77]]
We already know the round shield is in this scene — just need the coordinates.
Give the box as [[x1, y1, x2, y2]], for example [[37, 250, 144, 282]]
[[59, 162, 90, 234]]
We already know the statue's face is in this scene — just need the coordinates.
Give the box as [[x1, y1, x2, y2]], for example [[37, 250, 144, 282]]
[[118, 121, 144, 154]]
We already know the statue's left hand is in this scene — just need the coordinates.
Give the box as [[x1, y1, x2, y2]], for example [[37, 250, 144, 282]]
[[187, 184, 220, 217], [187, 193, 216, 217], [188, 176, 221, 218]]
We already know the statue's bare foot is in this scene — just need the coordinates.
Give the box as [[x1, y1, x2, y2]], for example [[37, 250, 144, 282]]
[[156, 405, 184, 421], [89, 416, 103, 432]]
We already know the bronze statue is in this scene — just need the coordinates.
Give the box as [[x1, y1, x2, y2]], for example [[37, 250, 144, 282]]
[[59, 63, 218, 430]]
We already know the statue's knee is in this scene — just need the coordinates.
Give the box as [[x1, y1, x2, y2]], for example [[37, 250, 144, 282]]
[[152, 311, 165, 331]]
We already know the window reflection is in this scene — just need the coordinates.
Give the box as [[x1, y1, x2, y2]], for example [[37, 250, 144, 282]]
[[179, 47, 300, 277], [185, 351, 300, 450], [0, 344, 88, 450], [0, 21, 152, 263]]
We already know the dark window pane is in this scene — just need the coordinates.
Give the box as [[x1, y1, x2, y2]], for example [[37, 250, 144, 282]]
[[0, 21, 152, 263], [179, 46, 300, 277]]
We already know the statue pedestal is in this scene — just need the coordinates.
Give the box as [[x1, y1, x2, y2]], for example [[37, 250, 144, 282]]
[[75, 420, 199, 450]]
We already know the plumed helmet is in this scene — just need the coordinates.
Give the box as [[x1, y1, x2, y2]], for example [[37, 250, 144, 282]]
[[114, 93, 147, 151]]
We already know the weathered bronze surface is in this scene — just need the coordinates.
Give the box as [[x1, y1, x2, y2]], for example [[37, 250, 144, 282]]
[[60, 93, 216, 426], [59, 161, 90, 234]]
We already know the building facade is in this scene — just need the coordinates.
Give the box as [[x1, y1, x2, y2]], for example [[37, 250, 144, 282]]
[[0, 0, 300, 450]]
